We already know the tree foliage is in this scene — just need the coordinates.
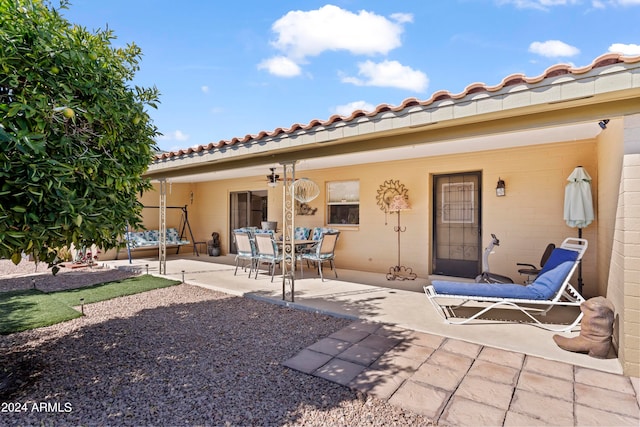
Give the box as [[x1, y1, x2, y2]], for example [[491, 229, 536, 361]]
[[0, 0, 160, 272]]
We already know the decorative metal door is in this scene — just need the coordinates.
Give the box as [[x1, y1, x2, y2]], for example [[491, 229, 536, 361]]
[[432, 172, 482, 278]]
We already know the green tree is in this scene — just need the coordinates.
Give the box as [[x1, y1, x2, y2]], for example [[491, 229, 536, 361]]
[[0, 0, 159, 273]]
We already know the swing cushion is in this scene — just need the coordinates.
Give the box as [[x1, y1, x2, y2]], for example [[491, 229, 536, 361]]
[[125, 228, 190, 247], [125, 231, 148, 247], [432, 249, 579, 301], [144, 229, 159, 242], [167, 228, 180, 243]]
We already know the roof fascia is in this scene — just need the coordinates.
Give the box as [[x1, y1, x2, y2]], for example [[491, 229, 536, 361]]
[[146, 59, 640, 179]]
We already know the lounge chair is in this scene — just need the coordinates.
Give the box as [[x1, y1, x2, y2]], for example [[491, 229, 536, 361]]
[[424, 238, 588, 332]]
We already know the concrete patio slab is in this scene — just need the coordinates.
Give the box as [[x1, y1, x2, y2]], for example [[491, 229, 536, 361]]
[[440, 396, 507, 427], [348, 368, 405, 400], [281, 349, 332, 374], [454, 375, 514, 410], [306, 337, 351, 356], [314, 358, 366, 386], [387, 380, 449, 419]]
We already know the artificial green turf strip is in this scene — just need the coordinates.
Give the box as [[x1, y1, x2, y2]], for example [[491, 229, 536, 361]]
[[49, 275, 181, 306], [0, 275, 180, 335], [0, 289, 83, 335]]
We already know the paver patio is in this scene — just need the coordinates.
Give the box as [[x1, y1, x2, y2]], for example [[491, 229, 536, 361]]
[[284, 320, 640, 426]]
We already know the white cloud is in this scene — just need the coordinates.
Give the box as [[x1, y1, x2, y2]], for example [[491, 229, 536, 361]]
[[331, 101, 376, 117], [257, 56, 302, 77], [497, 0, 579, 10], [259, 5, 413, 77], [270, 5, 409, 59], [592, 0, 640, 7], [157, 130, 190, 142], [501, 0, 639, 9], [341, 60, 429, 92], [201, 85, 209, 94], [608, 43, 640, 55], [390, 12, 414, 24], [529, 40, 580, 57]]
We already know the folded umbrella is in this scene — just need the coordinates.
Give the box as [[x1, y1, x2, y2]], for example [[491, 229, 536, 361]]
[[563, 166, 593, 295], [564, 166, 594, 229]]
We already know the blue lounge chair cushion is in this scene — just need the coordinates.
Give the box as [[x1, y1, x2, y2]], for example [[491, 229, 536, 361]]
[[535, 248, 578, 275], [432, 249, 579, 300]]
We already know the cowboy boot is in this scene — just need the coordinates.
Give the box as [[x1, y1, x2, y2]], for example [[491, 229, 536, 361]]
[[553, 296, 615, 358]]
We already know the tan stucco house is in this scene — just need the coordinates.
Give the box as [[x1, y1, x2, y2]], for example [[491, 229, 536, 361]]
[[110, 53, 640, 375]]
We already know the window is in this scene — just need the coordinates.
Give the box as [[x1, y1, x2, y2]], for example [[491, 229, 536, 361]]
[[327, 180, 359, 225]]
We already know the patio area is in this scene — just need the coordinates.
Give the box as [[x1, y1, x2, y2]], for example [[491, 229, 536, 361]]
[[100, 254, 639, 424], [104, 253, 623, 374]]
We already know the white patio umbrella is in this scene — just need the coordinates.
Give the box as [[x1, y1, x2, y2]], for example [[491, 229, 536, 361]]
[[563, 166, 594, 294], [564, 166, 594, 230]]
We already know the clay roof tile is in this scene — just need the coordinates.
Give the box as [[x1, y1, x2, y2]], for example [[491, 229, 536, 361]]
[[153, 53, 640, 161]]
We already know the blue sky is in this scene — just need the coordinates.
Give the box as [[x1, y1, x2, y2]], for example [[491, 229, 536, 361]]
[[62, 0, 640, 153]]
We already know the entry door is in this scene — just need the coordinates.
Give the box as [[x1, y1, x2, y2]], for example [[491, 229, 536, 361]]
[[432, 172, 482, 278], [229, 191, 268, 253]]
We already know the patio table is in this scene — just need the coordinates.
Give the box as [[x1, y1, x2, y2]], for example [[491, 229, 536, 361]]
[[276, 239, 316, 255], [277, 239, 316, 248], [277, 240, 317, 270]]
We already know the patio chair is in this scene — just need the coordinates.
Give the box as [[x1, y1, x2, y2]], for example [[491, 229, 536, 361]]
[[300, 231, 340, 281], [254, 233, 283, 282], [310, 227, 337, 241], [303, 227, 338, 255], [232, 230, 257, 278], [424, 238, 588, 332], [294, 227, 311, 240], [517, 242, 555, 284]]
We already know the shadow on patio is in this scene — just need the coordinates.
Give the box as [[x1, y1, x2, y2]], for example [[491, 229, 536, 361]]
[[103, 253, 624, 375]]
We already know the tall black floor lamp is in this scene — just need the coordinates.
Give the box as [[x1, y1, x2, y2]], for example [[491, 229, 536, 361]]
[[386, 195, 417, 281]]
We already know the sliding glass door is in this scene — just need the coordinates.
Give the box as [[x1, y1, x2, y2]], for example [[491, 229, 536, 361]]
[[229, 191, 268, 253]]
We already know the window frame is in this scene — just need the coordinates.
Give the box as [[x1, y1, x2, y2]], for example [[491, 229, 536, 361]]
[[326, 180, 360, 226]]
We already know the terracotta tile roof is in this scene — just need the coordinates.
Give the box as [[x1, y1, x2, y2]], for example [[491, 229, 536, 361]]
[[154, 53, 640, 161]]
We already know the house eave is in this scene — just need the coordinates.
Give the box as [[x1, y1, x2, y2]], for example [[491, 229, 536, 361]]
[[145, 54, 640, 181]]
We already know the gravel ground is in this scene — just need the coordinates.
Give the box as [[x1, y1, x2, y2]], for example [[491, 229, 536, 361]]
[[0, 260, 433, 426], [0, 259, 137, 293]]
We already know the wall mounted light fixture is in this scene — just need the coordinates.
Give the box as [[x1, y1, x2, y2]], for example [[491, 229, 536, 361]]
[[496, 177, 506, 197]]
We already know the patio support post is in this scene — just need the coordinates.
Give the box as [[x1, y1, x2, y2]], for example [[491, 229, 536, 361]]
[[281, 161, 296, 301], [159, 178, 167, 275]]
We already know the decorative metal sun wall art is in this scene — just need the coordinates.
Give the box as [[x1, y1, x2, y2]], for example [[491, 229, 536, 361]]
[[376, 179, 409, 221], [376, 179, 417, 281]]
